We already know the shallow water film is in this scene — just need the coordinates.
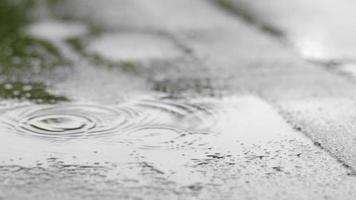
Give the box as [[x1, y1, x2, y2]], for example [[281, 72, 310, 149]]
[[2, 0, 356, 199]]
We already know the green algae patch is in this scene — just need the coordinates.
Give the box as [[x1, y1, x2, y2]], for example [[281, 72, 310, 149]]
[[0, 0, 69, 77], [0, 0, 69, 103], [0, 82, 68, 104], [0, 36, 69, 75]]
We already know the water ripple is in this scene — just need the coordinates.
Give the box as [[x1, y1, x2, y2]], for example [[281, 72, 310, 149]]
[[0, 99, 220, 148], [1, 104, 143, 139], [124, 126, 210, 150], [135, 99, 219, 131]]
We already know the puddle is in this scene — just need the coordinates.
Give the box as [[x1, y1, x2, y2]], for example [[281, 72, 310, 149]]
[[0, 95, 314, 185], [0, 97, 218, 141], [86, 32, 183, 62], [3, 1, 356, 198], [1, 104, 142, 139], [1, 90, 355, 199]]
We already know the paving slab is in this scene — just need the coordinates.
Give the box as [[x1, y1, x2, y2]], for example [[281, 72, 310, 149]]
[[81, 0, 356, 170], [209, 0, 356, 168], [2, 0, 356, 199], [2, 96, 356, 200]]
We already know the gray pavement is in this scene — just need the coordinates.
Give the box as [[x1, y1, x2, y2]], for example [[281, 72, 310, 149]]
[[1, 0, 356, 199], [220, 0, 356, 169]]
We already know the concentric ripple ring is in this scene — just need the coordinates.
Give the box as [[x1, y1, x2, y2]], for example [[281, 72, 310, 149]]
[[1, 104, 143, 139]]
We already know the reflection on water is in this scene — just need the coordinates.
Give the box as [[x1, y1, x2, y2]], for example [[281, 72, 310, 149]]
[[0, 96, 312, 185], [1, 94, 350, 199], [124, 126, 209, 150], [0, 98, 218, 140], [2, 0, 356, 198]]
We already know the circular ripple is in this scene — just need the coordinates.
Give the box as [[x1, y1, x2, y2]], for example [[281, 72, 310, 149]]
[[1, 99, 220, 147], [2, 104, 143, 138], [124, 126, 210, 150], [121, 98, 220, 149], [134, 99, 220, 130]]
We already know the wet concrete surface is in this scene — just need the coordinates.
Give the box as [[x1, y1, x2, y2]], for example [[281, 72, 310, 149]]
[[2, 0, 356, 199], [217, 0, 356, 170]]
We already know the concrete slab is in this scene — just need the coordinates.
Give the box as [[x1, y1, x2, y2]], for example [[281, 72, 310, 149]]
[[2, 96, 356, 199], [3, 0, 356, 199]]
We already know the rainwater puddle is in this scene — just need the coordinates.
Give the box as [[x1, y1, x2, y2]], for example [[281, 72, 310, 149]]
[[1, 104, 140, 139], [0, 98, 218, 141], [0, 95, 313, 185]]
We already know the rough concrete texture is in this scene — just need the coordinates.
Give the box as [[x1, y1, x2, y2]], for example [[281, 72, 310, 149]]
[[2, 0, 356, 199]]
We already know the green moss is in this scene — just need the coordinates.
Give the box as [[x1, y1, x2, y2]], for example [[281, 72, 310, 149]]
[[0, 36, 69, 75], [0, 0, 69, 77], [0, 82, 68, 104], [0, 0, 70, 103], [119, 61, 139, 73], [66, 37, 84, 52], [0, 0, 33, 36]]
